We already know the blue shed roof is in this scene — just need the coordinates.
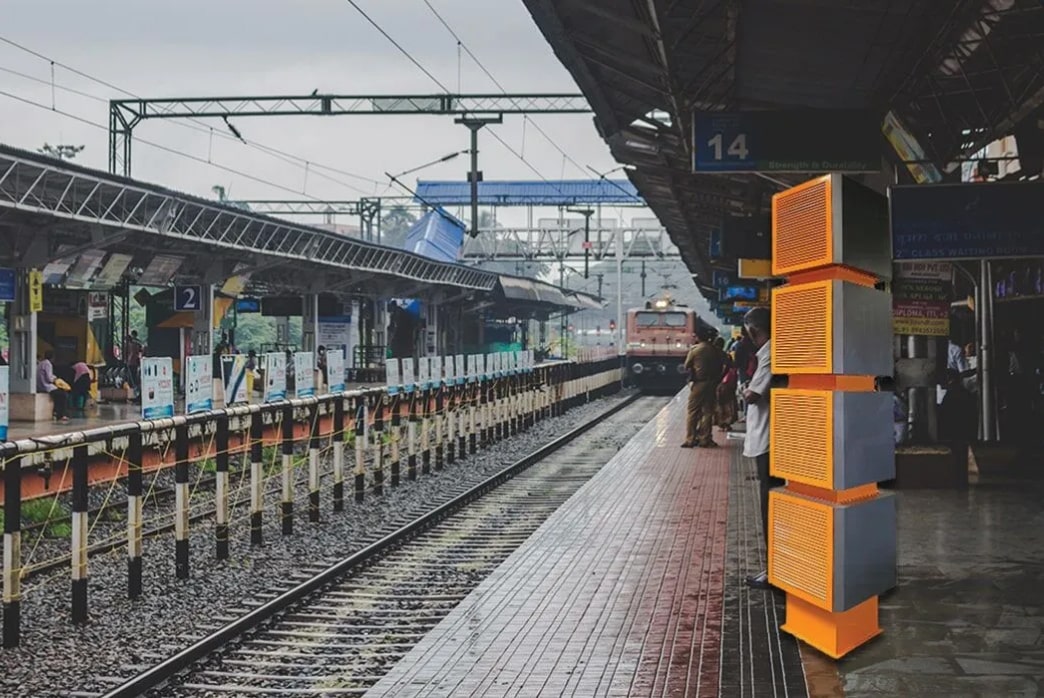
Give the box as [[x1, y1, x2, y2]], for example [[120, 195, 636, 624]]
[[415, 179, 642, 206], [403, 209, 465, 263]]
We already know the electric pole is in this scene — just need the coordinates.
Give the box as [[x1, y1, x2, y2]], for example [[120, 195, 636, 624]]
[[566, 207, 594, 278], [455, 116, 503, 237]]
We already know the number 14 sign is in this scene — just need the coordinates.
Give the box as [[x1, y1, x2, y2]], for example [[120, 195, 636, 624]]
[[693, 112, 751, 171]]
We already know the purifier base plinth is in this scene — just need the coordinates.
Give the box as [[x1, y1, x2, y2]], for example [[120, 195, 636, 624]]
[[781, 593, 881, 659]]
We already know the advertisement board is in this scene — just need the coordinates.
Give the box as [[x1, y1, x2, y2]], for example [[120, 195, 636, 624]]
[[221, 355, 249, 406], [264, 352, 287, 402], [0, 366, 8, 441], [185, 355, 212, 414], [893, 277, 950, 337], [326, 348, 345, 393], [386, 358, 401, 394], [418, 356, 431, 389], [454, 355, 465, 385], [141, 357, 175, 420], [402, 358, 415, 393], [294, 351, 315, 398]]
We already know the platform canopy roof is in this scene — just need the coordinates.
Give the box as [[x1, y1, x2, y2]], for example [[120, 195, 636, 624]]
[[0, 144, 498, 298], [415, 179, 643, 206], [521, 0, 1044, 292]]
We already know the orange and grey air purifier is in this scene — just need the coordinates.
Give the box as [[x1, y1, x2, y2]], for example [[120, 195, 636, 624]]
[[768, 173, 896, 659]]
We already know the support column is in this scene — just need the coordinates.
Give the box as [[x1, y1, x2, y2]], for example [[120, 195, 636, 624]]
[[215, 415, 230, 559], [249, 411, 264, 546], [354, 398, 367, 501], [308, 404, 321, 522], [71, 446, 89, 623], [332, 398, 346, 511], [3, 456, 22, 647], [768, 174, 897, 659], [280, 405, 294, 535], [174, 425, 190, 579], [126, 433, 143, 597]]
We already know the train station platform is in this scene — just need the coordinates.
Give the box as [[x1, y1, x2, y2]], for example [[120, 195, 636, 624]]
[[367, 392, 1044, 697]]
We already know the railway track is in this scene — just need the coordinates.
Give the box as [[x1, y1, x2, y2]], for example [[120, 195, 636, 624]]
[[97, 394, 665, 698]]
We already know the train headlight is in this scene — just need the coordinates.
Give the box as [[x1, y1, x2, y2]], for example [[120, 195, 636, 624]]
[[630, 363, 644, 375], [656, 364, 667, 374], [675, 341, 682, 348], [676, 363, 688, 374]]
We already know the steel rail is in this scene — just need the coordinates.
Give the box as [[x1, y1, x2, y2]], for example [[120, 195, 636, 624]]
[[100, 391, 638, 698]]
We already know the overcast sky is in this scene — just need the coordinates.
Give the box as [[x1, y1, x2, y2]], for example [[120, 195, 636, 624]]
[[0, 0, 621, 206]]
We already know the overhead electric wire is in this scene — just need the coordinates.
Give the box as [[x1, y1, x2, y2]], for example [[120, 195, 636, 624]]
[[0, 35, 382, 194], [0, 88, 360, 202], [337, 0, 569, 195], [420, 0, 590, 178], [342, 0, 451, 93]]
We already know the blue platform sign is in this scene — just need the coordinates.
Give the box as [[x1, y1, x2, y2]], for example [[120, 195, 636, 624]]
[[0, 268, 14, 303], [712, 270, 734, 288], [709, 230, 722, 260], [891, 181, 1044, 260], [693, 109, 879, 173], [174, 285, 203, 311]]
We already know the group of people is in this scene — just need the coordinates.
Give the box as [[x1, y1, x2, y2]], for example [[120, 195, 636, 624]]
[[682, 307, 778, 589], [37, 351, 94, 423]]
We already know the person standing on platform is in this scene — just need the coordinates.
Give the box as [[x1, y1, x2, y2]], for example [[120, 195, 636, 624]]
[[742, 306, 779, 590], [681, 329, 724, 448], [124, 330, 143, 397], [715, 336, 738, 432], [38, 350, 69, 423], [70, 360, 92, 414]]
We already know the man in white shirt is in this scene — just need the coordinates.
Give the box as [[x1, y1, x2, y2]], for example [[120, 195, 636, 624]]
[[741, 307, 779, 589]]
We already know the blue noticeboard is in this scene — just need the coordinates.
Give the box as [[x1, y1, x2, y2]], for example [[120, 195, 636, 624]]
[[0, 268, 14, 302], [692, 109, 879, 173], [891, 181, 1044, 260]]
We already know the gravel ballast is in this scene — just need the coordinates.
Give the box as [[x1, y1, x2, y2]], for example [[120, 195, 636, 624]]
[[0, 392, 634, 698]]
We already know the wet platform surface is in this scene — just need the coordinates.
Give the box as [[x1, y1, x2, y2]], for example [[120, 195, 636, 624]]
[[365, 390, 1044, 697], [367, 393, 806, 697]]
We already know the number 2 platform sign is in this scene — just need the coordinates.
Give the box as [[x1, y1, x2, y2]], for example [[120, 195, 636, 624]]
[[692, 109, 879, 174]]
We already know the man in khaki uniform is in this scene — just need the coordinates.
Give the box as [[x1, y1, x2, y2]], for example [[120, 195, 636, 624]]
[[682, 330, 724, 448]]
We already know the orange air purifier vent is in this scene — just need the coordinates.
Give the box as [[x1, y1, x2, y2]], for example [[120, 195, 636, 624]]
[[772, 280, 832, 374], [770, 390, 832, 488], [772, 175, 832, 276], [769, 491, 833, 609]]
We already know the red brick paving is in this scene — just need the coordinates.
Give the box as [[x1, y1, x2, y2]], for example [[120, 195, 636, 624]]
[[367, 393, 733, 697]]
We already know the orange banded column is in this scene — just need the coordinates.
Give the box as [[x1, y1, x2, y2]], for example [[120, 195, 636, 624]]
[[768, 174, 897, 658]]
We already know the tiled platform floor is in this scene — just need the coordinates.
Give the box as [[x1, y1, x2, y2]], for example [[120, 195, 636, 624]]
[[367, 392, 807, 697]]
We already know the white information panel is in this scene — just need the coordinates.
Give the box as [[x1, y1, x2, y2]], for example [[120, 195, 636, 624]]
[[264, 352, 287, 402], [418, 356, 431, 389], [142, 357, 175, 420], [454, 354, 465, 385], [185, 355, 212, 414], [327, 348, 345, 394], [294, 351, 315, 398], [402, 358, 416, 393], [386, 358, 401, 394]]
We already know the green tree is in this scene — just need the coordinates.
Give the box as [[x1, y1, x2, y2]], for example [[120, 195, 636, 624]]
[[380, 205, 417, 249]]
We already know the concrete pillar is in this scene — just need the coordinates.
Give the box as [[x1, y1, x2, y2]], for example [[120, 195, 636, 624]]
[[275, 316, 290, 348], [9, 269, 45, 421], [302, 293, 318, 353]]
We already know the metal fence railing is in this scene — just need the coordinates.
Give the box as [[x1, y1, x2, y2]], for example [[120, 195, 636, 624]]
[[0, 356, 624, 648]]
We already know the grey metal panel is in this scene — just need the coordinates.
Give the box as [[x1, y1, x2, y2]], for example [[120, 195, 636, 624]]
[[833, 392, 896, 489], [834, 493, 897, 612], [838, 176, 892, 280], [835, 281, 893, 376]]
